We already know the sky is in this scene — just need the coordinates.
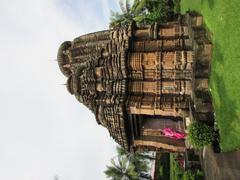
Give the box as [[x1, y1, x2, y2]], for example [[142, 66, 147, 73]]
[[0, 0, 124, 179]]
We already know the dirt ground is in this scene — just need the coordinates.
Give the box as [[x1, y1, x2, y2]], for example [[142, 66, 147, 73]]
[[200, 146, 240, 180]]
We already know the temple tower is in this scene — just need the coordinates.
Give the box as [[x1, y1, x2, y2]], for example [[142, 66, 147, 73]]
[[57, 13, 213, 152]]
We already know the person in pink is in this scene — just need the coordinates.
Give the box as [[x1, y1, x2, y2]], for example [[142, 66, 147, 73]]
[[162, 128, 186, 140]]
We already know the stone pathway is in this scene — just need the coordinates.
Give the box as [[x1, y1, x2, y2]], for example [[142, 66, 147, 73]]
[[201, 147, 240, 180]]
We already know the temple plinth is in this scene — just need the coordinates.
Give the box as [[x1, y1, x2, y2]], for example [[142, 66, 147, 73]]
[[57, 13, 213, 152]]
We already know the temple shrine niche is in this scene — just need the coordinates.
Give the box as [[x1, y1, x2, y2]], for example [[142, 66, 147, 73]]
[[57, 13, 213, 152]]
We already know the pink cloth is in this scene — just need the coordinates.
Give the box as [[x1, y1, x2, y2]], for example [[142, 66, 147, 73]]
[[162, 128, 186, 140]]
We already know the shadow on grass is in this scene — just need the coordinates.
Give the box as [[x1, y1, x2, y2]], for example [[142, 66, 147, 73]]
[[201, 0, 215, 9], [211, 70, 239, 150], [212, 71, 238, 123], [213, 42, 224, 64], [207, 0, 215, 9]]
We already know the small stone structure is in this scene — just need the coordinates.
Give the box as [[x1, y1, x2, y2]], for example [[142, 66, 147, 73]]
[[57, 13, 213, 152]]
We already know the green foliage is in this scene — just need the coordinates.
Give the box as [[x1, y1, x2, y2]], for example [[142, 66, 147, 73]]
[[183, 170, 195, 180], [105, 146, 152, 179], [132, 0, 146, 14], [187, 122, 214, 149], [173, 0, 181, 14], [134, 0, 170, 26], [170, 153, 184, 180], [110, 0, 178, 28], [183, 169, 204, 180], [170, 153, 204, 180], [195, 169, 204, 180], [105, 156, 138, 180], [109, 0, 133, 28]]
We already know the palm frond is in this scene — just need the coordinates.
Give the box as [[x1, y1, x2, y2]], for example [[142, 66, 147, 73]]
[[132, 0, 147, 15], [116, 146, 127, 156], [120, 156, 128, 170], [125, 0, 131, 13], [131, 0, 140, 11], [133, 14, 146, 22], [104, 166, 123, 178], [126, 163, 138, 179], [119, 0, 127, 14]]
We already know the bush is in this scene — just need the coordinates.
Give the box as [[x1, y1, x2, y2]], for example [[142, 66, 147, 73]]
[[187, 122, 214, 149], [173, 0, 181, 14], [183, 170, 204, 180], [183, 170, 195, 180]]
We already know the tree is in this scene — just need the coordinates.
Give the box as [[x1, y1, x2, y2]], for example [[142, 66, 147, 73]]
[[141, 0, 170, 25], [110, 0, 134, 28], [105, 146, 153, 180], [110, 0, 176, 28], [105, 156, 138, 180]]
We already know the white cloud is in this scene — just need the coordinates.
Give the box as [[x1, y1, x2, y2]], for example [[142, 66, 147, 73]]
[[0, 0, 118, 180]]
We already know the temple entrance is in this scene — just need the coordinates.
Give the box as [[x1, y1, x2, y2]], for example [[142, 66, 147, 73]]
[[141, 115, 185, 134], [132, 115, 186, 152], [140, 115, 185, 141]]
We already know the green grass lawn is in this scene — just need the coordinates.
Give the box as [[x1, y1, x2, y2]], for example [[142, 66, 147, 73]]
[[181, 0, 240, 152]]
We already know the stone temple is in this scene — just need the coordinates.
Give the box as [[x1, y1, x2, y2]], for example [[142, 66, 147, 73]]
[[57, 13, 213, 152]]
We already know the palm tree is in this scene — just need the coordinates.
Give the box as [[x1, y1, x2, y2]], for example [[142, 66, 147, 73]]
[[105, 156, 138, 180], [105, 146, 153, 180], [116, 146, 155, 161], [110, 0, 176, 28], [110, 0, 149, 28], [110, 0, 132, 28], [116, 146, 153, 179]]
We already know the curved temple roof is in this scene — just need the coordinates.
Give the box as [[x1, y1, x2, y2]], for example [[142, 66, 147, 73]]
[[57, 29, 131, 149]]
